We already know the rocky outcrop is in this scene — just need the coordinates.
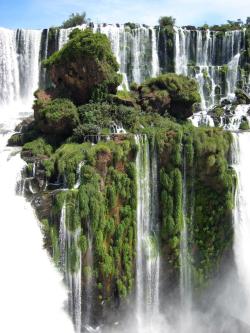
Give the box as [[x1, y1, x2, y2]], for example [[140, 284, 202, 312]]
[[135, 73, 201, 120], [44, 29, 122, 105]]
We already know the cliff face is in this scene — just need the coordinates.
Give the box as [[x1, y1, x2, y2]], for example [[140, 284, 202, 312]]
[[12, 24, 239, 330], [19, 123, 234, 327]]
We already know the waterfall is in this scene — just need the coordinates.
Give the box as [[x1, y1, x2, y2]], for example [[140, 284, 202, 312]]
[[0, 28, 20, 105], [0, 27, 74, 332], [135, 135, 160, 332], [174, 27, 189, 76], [232, 132, 250, 325], [150, 140, 160, 314], [56, 24, 160, 87], [151, 28, 160, 78], [0, 28, 41, 108], [60, 201, 82, 333], [39, 28, 49, 88], [74, 161, 85, 189], [174, 28, 244, 114]]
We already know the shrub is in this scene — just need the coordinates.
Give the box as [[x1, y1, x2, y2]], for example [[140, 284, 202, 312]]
[[22, 138, 53, 157], [138, 73, 200, 120], [44, 29, 122, 104], [35, 98, 79, 137], [61, 12, 88, 29]]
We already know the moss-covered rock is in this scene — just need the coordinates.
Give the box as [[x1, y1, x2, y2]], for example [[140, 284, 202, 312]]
[[44, 29, 122, 104], [136, 73, 201, 120], [34, 98, 79, 137]]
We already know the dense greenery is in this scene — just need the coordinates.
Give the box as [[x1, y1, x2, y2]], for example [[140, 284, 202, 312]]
[[34, 98, 79, 137], [61, 12, 88, 29], [136, 73, 201, 120], [37, 137, 137, 300]]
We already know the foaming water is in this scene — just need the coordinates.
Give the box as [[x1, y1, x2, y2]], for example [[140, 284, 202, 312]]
[[0, 107, 74, 333], [232, 132, 250, 325]]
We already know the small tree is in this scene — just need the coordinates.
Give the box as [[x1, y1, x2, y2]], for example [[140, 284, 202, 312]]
[[61, 12, 88, 29], [159, 16, 176, 28]]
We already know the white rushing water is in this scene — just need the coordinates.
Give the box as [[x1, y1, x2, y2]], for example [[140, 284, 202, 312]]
[[135, 135, 160, 333], [174, 28, 244, 115], [0, 27, 74, 333], [0, 114, 74, 333], [232, 132, 250, 325], [60, 201, 82, 333]]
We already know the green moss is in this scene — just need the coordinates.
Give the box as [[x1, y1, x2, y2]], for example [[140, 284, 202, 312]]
[[138, 73, 201, 120], [239, 119, 250, 130], [35, 98, 79, 137], [22, 138, 53, 157]]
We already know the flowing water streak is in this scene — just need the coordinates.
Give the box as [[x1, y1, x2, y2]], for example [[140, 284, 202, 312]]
[[150, 140, 160, 315], [74, 161, 85, 189], [174, 28, 244, 116], [0, 28, 20, 105], [151, 27, 160, 78], [60, 201, 82, 333], [135, 135, 160, 332], [232, 132, 250, 325]]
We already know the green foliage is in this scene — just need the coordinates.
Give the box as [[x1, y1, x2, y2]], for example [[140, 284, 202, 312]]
[[138, 73, 201, 120], [61, 12, 88, 29], [22, 138, 53, 157], [239, 119, 250, 130], [44, 29, 119, 71], [159, 16, 176, 28], [77, 102, 139, 133], [35, 98, 79, 137]]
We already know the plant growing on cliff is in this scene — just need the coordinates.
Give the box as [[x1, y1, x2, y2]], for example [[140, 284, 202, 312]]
[[137, 73, 201, 120], [34, 98, 79, 137]]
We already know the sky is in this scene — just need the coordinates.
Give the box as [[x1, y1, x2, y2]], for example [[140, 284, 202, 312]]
[[0, 0, 249, 29]]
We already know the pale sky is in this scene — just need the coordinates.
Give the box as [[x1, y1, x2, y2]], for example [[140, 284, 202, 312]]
[[0, 0, 248, 29]]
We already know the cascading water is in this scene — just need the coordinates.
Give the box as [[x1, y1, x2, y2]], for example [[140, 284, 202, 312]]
[[0, 27, 74, 333], [135, 135, 160, 333], [232, 132, 250, 325], [60, 201, 82, 333], [174, 28, 244, 115]]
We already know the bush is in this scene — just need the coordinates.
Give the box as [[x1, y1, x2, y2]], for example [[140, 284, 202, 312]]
[[22, 138, 53, 157], [159, 16, 176, 28], [138, 73, 200, 120], [61, 12, 88, 29], [44, 29, 122, 104], [35, 98, 79, 137], [77, 102, 139, 132]]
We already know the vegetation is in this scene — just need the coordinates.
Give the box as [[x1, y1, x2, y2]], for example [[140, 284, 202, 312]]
[[34, 98, 79, 137], [61, 12, 88, 29], [17, 23, 237, 309], [136, 73, 201, 120], [44, 29, 122, 104]]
